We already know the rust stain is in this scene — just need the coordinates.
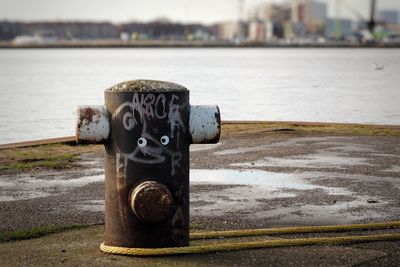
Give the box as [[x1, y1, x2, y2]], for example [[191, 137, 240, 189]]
[[78, 107, 101, 128], [76, 106, 106, 144], [130, 181, 174, 224]]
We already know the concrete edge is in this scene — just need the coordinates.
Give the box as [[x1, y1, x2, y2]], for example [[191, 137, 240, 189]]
[[1, 120, 399, 150], [0, 136, 76, 150], [222, 120, 400, 129]]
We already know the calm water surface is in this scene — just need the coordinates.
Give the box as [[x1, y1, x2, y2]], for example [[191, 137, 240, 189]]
[[0, 48, 399, 144]]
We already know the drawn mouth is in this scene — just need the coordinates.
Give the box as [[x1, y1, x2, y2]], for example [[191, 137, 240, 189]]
[[127, 146, 166, 164]]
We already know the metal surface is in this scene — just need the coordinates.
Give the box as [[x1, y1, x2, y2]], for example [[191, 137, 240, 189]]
[[130, 181, 174, 224], [75, 79, 220, 249], [189, 105, 221, 144], [104, 80, 191, 248], [76, 105, 110, 144]]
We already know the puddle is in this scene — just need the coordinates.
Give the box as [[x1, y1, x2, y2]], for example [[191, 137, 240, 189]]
[[373, 153, 400, 158], [190, 169, 352, 216], [190, 143, 221, 152], [190, 169, 393, 223], [0, 174, 104, 188], [0, 192, 52, 202], [76, 153, 103, 167], [215, 145, 271, 156], [231, 151, 375, 169], [76, 161, 100, 167], [79, 153, 98, 160], [77, 200, 105, 212], [0, 174, 104, 202], [215, 136, 352, 156], [322, 144, 375, 153], [1, 167, 396, 224], [217, 136, 383, 171], [191, 169, 321, 190], [383, 165, 400, 173], [250, 200, 391, 225]]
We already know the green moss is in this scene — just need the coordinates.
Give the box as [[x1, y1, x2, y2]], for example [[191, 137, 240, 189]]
[[190, 223, 202, 230], [0, 224, 89, 242], [0, 153, 76, 171], [0, 143, 101, 172]]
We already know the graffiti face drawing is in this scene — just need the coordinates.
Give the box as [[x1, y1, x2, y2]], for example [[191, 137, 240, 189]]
[[112, 92, 186, 176]]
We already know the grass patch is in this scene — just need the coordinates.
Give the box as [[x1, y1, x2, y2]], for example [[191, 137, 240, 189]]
[[0, 122, 398, 172], [222, 122, 400, 136], [190, 223, 202, 230], [0, 224, 89, 242], [1, 223, 201, 243], [0, 143, 101, 173], [0, 154, 76, 171]]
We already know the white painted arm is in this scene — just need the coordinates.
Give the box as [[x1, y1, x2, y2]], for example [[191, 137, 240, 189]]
[[189, 105, 221, 144], [76, 105, 110, 144]]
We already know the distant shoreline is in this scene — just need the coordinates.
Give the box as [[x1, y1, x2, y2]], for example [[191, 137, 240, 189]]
[[1, 121, 399, 149], [1, 41, 400, 49]]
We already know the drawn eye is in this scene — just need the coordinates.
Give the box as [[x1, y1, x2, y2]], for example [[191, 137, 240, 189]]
[[160, 135, 170, 145], [137, 137, 147, 147]]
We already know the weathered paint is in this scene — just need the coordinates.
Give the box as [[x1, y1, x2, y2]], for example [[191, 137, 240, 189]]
[[75, 79, 220, 249], [189, 105, 221, 144], [104, 80, 190, 248], [76, 105, 110, 144], [130, 181, 174, 224]]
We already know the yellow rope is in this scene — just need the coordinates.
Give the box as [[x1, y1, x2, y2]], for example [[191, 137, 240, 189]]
[[100, 220, 400, 256], [190, 220, 400, 240], [101, 233, 400, 256]]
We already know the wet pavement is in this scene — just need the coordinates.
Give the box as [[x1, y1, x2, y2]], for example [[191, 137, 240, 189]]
[[0, 132, 399, 233], [190, 133, 400, 229], [1, 130, 400, 265]]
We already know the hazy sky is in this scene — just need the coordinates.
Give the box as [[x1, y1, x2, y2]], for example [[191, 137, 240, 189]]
[[1, 0, 399, 24]]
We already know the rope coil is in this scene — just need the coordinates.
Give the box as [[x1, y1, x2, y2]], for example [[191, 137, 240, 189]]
[[100, 220, 400, 256]]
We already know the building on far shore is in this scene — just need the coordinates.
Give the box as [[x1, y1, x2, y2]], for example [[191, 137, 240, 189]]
[[1, 1, 400, 46], [216, 21, 248, 42], [0, 21, 119, 41], [248, 20, 273, 42], [294, 0, 327, 36], [378, 10, 399, 25], [246, 0, 327, 42], [325, 19, 354, 40]]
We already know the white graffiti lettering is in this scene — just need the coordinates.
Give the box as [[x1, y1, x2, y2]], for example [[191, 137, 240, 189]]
[[115, 93, 185, 132], [171, 152, 182, 176], [116, 153, 128, 180], [113, 92, 186, 176]]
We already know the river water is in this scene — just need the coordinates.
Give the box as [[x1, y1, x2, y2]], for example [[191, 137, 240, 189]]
[[0, 48, 399, 144]]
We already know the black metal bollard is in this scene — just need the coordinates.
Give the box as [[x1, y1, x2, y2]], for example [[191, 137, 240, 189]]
[[76, 80, 220, 248]]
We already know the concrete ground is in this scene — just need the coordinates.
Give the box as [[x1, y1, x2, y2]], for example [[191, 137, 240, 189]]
[[0, 125, 400, 266]]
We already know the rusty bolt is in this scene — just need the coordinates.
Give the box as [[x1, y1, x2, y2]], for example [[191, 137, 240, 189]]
[[130, 181, 174, 224]]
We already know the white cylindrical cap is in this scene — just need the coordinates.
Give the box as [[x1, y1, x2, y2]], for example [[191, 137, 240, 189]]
[[76, 105, 110, 144], [189, 105, 221, 144]]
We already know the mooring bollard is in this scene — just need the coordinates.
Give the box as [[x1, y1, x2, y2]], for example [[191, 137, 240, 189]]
[[76, 80, 220, 248]]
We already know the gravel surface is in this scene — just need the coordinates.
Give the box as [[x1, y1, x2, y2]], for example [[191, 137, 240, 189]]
[[1, 131, 400, 231], [1, 130, 400, 265]]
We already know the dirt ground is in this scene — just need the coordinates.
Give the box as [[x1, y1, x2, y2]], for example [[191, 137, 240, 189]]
[[0, 123, 400, 266]]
